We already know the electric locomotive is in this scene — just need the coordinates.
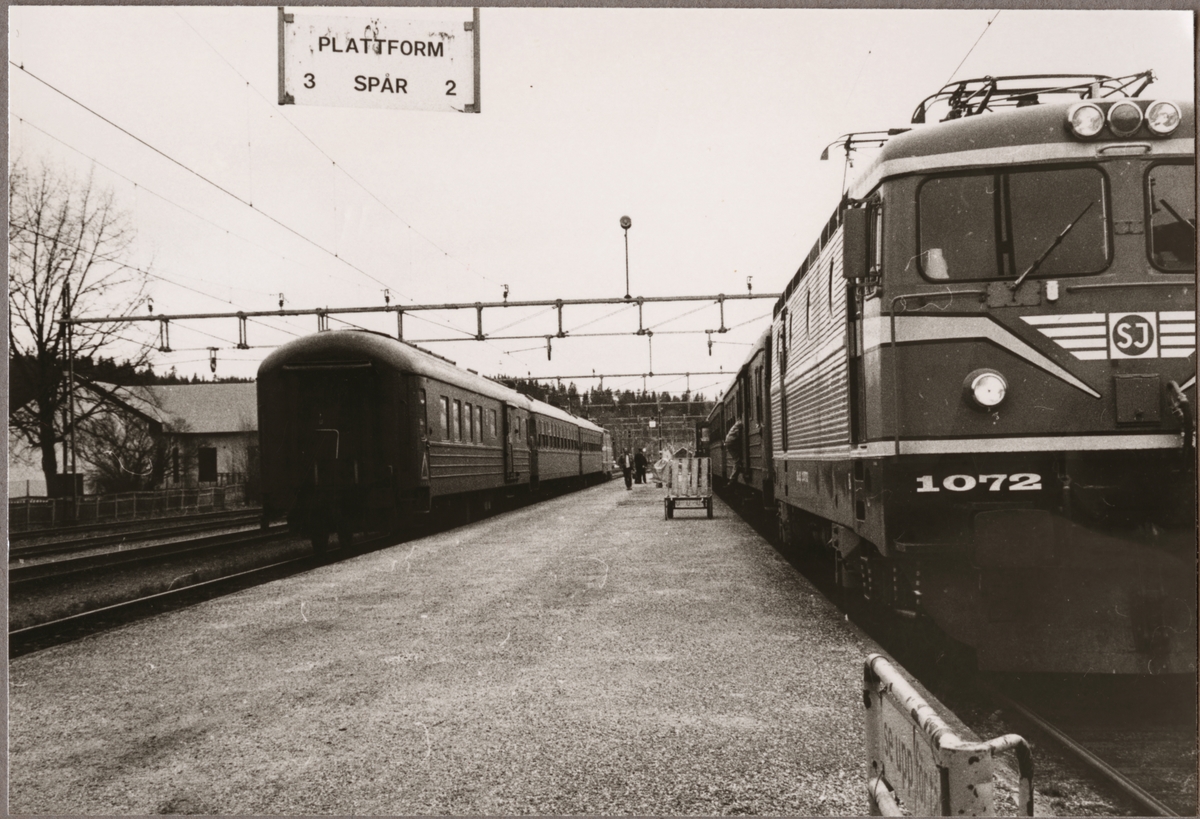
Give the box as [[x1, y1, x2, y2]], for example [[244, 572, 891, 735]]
[[258, 329, 610, 551], [733, 72, 1194, 673]]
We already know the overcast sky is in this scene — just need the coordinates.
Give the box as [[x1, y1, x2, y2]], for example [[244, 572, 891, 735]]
[[8, 6, 1194, 396]]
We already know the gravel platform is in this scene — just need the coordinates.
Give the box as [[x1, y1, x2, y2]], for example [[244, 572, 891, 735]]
[[13, 481, 919, 815]]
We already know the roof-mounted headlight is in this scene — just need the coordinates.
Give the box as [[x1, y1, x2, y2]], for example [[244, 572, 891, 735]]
[[964, 369, 1008, 410], [1145, 101, 1181, 136], [1107, 100, 1144, 138], [1067, 102, 1105, 139]]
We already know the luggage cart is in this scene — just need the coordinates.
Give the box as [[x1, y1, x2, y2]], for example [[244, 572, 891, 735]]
[[663, 457, 712, 519]]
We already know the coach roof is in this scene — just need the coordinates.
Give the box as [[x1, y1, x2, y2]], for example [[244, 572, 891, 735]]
[[259, 330, 604, 433], [259, 330, 532, 406]]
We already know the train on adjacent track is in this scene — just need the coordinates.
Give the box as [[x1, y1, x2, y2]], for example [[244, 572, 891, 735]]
[[704, 72, 1196, 674], [258, 329, 611, 551]]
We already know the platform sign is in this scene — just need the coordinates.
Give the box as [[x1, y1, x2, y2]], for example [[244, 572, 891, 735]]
[[862, 654, 1034, 817], [278, 8, 479, 113]]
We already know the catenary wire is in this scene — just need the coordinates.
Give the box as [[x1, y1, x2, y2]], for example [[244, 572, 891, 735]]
[[12, 61, 399, 295], [173, 9, 498, 292]]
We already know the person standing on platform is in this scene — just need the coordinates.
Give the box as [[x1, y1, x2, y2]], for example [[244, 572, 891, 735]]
[[634, 448, 648, 485], [619, 450, 633, 490], [725, 419, 744, 483]]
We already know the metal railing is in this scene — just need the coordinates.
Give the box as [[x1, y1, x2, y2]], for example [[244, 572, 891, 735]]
[[8, 484, 254, 533]]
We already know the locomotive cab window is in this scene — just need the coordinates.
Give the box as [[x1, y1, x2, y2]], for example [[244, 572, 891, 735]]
[[1147, 162, 1196, 272], [918, 166, 1110, 281]]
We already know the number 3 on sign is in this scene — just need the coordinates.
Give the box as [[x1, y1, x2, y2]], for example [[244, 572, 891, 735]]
[[916, 473, 1042, 492]]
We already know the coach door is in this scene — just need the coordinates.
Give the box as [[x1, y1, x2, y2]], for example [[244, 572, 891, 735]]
[[528, 415, 540, 491], [503, 404, 519, 482], [738, 371, 751, 473], [285, 362, 373, 490]]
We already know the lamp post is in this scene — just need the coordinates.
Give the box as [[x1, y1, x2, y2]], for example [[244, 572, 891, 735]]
[[620, 215, 632, 299]]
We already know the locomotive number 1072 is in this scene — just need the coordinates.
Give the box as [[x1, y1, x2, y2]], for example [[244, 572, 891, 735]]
[[915, 473, 1043, 493]]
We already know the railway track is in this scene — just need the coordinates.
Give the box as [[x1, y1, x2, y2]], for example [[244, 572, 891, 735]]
[[716, 482, 1197, 817], [10, 507, 263, 542], [9, 530, 398, 657], [982, 677, 1196, 817], [9, 525, 291, 587], [10, 510, 266, 561]]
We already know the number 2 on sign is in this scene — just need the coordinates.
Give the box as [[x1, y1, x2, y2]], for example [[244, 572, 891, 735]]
[[916, 473, 1042, 493]]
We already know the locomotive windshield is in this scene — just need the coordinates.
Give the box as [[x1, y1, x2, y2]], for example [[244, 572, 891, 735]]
[[918, 166, 1110, 281], [1147, 162, 1196, 272]]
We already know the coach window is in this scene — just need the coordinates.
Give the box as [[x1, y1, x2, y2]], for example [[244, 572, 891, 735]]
[[755, 365, 764, 426], [418, 389, 427, 437], [453, 399, 462, 441], [1146, 162, 1195, 272], [869, 199, 884, 278], [919, 166, 1109, 281], [439, 396, 449, 440], [474, 406, 483, 443], [465, 402, 474, 442], [489, 408, 497, 439]]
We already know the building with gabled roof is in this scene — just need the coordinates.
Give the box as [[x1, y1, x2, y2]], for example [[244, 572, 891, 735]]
[[8, 380, 259, 496]]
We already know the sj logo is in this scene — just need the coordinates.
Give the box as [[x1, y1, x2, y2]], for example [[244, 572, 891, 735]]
[[1022, 311, 1195, 361], [1109, 312, 1157, 359]]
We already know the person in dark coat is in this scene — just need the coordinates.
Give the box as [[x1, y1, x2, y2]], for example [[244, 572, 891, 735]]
[[619, 450, 633, 490], [634, 448, 648, 484]]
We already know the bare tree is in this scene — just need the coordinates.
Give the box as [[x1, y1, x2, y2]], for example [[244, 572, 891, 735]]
[[8, 159, 150, 491], [76, 409, 164, 494]]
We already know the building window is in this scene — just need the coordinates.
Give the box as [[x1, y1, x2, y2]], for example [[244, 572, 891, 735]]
[[198, 447, 218, 483], [439, 397, 449, 439]]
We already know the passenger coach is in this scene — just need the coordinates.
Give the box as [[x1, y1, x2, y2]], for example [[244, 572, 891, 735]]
[[258, 330, 609, 551]]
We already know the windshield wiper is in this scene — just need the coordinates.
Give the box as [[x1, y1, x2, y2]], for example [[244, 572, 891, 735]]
[[1011, 201, 1094, 289], [1158, 198, 1196, 233]]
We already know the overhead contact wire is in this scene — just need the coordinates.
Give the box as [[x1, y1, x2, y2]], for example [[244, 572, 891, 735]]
[[12, 61, 394, 292]]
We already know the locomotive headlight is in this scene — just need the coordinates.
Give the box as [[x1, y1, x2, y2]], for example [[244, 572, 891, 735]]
[[1067, 102, 1105, 139], [1107, 100, 1144, 137], [1145, 101, 1181, 136], [964, 369, 1008, 409]]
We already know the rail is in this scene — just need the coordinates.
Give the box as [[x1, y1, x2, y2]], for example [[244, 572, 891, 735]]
[[979, 679, 1179, 817]]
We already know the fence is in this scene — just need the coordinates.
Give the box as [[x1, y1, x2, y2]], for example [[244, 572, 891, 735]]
[[8, 484, 254, 532]]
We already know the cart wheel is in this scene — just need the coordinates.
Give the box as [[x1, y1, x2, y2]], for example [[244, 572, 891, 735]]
[[706, 497, 713, 519]]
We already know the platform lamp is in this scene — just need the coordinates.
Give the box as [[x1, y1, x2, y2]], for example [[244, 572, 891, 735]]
[[620, 215, 632, 299]]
